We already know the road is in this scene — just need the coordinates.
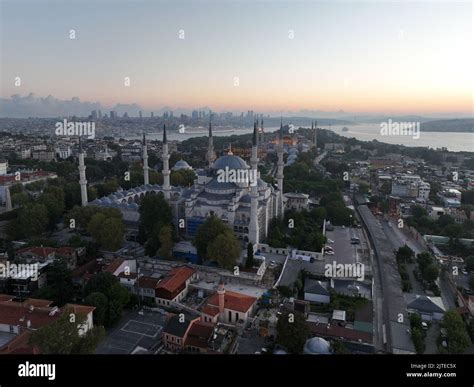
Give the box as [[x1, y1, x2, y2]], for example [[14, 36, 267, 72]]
[[380, 217, 456, 311], [357, 206, 408, 353]]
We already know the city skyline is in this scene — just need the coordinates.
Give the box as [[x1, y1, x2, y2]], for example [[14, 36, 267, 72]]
[[1, 0, 472, 116]]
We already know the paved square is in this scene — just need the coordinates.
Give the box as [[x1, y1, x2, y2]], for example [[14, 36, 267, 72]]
[[96, 310, 166, 354]]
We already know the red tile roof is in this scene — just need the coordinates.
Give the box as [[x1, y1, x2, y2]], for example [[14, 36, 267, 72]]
[[63, 304, 95, 316], [0, 331, 39, 354], [16, 246, 56, 258], [207, 290, 256, 313], [156, 266, 195, 294], [308, 322, 373, 344], [0, 302, 60, 329], [23, 298, 53, 308], [201, 305, 220, 317], [56, 247, 76, 256], [0, 294, 14, 302], [138, 276, 161, 289], [0, 295, 95, 330], [104, 258, 125, 274], [185, 321, 215, 349]]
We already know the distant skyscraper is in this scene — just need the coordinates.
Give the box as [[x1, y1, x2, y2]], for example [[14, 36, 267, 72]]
[[139, 110, 143, 119], [91, 110, 97, 119], [110, 111, 117, 119], [192, 110, 198, 119], [151, 112, 154, 118], [98, 110, 102, 119], [78, 138, 88, 207]]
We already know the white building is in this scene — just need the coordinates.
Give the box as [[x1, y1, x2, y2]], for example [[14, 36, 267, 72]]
[[200, 282, 257, 324], [0, 160, 7, 175]]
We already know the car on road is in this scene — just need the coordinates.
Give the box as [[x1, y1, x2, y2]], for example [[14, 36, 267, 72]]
[[351, 237, 361, 245], [325, 250, 335, 256], [327, 239, 334, 244], [421, 322, 428, 330]]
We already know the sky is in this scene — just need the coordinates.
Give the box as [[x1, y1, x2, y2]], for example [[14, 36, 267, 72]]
[[0, 0, 473, 116]]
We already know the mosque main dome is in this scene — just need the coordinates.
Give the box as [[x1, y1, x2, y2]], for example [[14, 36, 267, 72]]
[[212, 154, 249, 171]]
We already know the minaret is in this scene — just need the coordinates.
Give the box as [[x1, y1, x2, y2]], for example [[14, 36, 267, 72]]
[[249, 121, 259, 245], [259, 118, 265, 144], [162, 125, 171, 199], [217, 280, 226, 321], [207, 120, 215, 169], [142, 132, 149, 185], [78, 137, 88, 206], [5, 186, 12, 212], [276, 119, 285, 216], [313, 119, 318, 149]]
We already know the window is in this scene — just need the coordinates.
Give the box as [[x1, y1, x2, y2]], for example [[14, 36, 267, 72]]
[[228, 311, 231, 321], [235, 312, 239, 322], [9, 325, 14, 333]]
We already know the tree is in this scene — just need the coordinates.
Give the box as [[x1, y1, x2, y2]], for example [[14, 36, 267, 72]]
[[17, 203, 49, 238], [396, 245, 414, 263], [331, 340, 348, 354], [411, 328, 425, 354], [469, 274, 474, 291], [277, 285, 295, 298], [423, 264, 440, 283], [412, 205, 428, 218], [38, 186, 65, 229], [87, 213, 124, 251], [138, 193, 172, 242], [245, 243, 255, 268], [171, 169, 196, 186], [207, 232, 240, 270], [35, 259, 74, 306], [100, 217, 124, 251], [416, 252, 433, 273], [465, 256, 474, 272], [158, 225, 174, 259], [441, 310, 471, 354], [85, 292, 108, 326], [276, 312, 309, 354], [84, 272, 130, 327], [145, 226, 161, 257], [194, 215, 228, 262], [29, 312, 105, 354]]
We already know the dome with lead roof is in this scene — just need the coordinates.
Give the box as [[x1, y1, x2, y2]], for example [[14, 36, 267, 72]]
[[212, 155, 249, 171]]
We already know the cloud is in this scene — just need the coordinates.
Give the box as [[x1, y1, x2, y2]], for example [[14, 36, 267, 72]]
[[0, 94, 105, 118]]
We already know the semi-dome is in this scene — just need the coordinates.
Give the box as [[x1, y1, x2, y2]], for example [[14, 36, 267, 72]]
[[212, 155, 249, 171], [304, 337, 331, 355], [173, 159, 192, 171], [206, 179, 237, 191]]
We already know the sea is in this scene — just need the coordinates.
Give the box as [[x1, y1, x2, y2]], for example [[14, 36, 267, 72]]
[[129, 123, 474, 153]]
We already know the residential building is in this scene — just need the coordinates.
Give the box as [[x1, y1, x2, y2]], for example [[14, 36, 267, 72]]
[[155, 266, 197, 306]]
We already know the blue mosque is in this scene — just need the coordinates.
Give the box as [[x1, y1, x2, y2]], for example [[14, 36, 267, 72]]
[[81, 121, 287, 246]]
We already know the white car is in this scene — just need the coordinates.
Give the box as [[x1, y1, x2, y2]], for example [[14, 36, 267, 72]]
[[325, 250, 335, 256], [327, 239, 334, 244]]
